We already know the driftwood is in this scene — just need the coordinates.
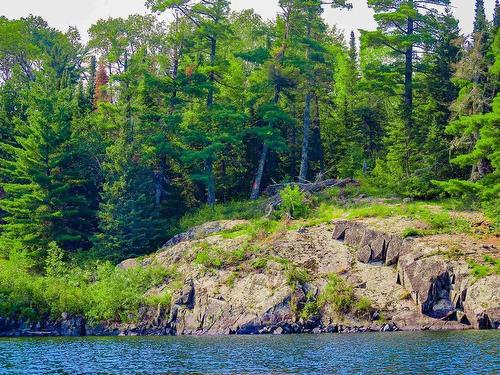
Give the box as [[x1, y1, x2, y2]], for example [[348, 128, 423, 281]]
[[264, 178, 359, 215]]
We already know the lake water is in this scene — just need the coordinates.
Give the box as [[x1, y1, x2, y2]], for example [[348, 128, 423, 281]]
[[0, 331, 499, 374]]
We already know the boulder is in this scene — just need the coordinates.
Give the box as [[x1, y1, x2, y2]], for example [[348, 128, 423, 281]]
[[463, 275, 500, 329], [162, 220, 248, 248], [385, 237, 414, 266], [392, 311, 470, 331], [398, 257, 453, 318]]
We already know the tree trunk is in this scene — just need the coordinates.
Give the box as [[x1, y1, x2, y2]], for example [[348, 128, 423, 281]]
[[404, 11, 414, 133], [249, 7, 290, 200], [312, 93, 324, 175], [299, 92, 313, 182], [207, 37, 216, 107], [206, 37, 217, 205], [206, 158, 216, 206], [250, 143, 268, 200], [299, 20, 313, 182]]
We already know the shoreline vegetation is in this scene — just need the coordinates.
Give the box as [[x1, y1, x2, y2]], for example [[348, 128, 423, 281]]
[[1, 180, 498, 337], [0, 0, 499, 337]]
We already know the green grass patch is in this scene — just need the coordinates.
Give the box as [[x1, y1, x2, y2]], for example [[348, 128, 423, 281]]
[[178, 199, 264, 233], [354, 297, 375, 319], [468, 255, 500, 279], [402, 227, 423, 238]]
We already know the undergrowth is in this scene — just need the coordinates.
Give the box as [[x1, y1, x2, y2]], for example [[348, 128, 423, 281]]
[[0, 247, 181, 323]]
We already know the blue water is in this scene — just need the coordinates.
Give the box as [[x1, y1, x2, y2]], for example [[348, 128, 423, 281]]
[[0, 331, 499, 374]]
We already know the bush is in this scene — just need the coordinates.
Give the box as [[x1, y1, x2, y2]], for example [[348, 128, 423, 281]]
[[300, 298, 319, 320], [279, 185, 308, 219], [0, 251, 176, 323], [318, 273, 354, 314], [285, 265, 310, 289], [354, 297, 374, 319]]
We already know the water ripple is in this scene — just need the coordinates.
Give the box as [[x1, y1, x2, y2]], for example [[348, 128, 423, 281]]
[[0, 331, 498, 374]]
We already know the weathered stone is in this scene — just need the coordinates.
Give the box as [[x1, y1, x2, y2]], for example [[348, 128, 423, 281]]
[[162, 220, 248, 248], [399, 257, 454, 318], [370, 235, 386, 262], [344, 223, 367, 247], [332, 221, 349, 240], [385, 237, 413, 266], [357, 245, 372, 263], [463, 275, 500, 329], [273, 327, 284, 335], [392, 311, 471, 331]]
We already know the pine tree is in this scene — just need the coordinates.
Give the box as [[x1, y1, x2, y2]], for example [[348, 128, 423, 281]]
[[147, 0, 240, 206], [474, 0, 487, 34], [436, 34, 500, 222], [365, 0, 450, 137], [87, 55, 97, 111], [94, 57, 171, 259], [298, 0, 352, 182], [0, 69, 96, 257], [494, 0, 500, 30]]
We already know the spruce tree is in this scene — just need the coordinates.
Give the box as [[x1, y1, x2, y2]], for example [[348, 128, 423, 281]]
[[474, 0, 487, 34], [494, 0, 500, 30], [0, 69, 95, 257], [436, 34, 500, 222], [94, 57, 171, 259]]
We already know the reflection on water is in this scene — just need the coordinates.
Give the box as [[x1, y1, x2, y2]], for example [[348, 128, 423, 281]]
[[0, 331, 499, 374]]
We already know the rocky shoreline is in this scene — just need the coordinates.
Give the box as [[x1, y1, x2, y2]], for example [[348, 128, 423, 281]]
[[1, 219, 499, 338]]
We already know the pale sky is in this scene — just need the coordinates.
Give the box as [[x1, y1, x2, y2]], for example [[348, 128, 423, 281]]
[[1, 0, 497, 42]]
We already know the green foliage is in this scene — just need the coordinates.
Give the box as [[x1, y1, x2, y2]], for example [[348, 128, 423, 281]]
[[0, 68, 97, 258], [468, 255, 500, 279], [0, 251, 177, 322], [402, 227, 423, 238], [318, 273, 354, 314], [192, 241, 255, 270], [279, 185, 308, 219], [285, 264, 311, 289], [354, 297, 374, 319], [251, 257, 268, 270], [299, 294, 319, 321], [0, 0, 498, 325], [179, 200, 264, 233]]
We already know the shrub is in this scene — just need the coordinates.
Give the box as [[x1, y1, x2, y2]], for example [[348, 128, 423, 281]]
[[318, 273, 354, 314], [0, 251, 175, 324], [285, 265, 310, 289], [279, 185, 308, 219], [194, 251, 223, 269], [354, 297, 374, 319], [144, 291, 172, 309], [300, 299, 319, 320]]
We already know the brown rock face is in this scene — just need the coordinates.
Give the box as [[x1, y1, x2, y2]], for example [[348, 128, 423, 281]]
[[333, 221, 409, 265], [398, 257, 453, 318], [330, 220, 499, 325]]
